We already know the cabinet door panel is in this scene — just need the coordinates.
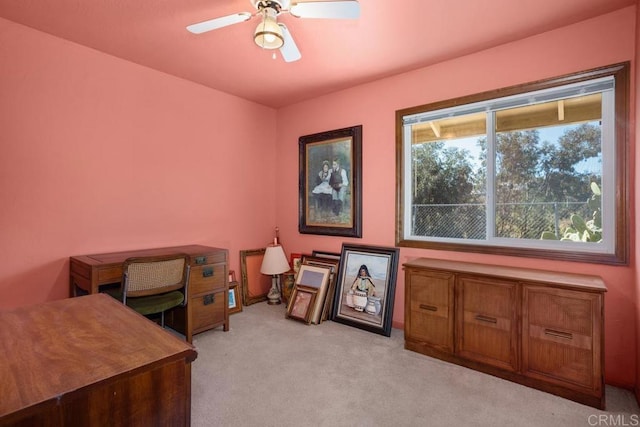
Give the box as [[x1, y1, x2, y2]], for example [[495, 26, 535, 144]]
[[527, 289, 593, 335], [526, 337, 594, 388], [405, 269, 454, 353], [456, 276, 518, 371], [523, 286, 602, 393]]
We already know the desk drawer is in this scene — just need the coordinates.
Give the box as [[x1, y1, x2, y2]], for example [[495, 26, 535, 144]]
[[98, 266, 123, 284], [192, 290, 226, 332], [189, 263, 226, 295], [190, 251, 226, 267]]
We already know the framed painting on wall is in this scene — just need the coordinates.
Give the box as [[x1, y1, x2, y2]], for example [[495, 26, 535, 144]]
[[299, 125, 362, 237]]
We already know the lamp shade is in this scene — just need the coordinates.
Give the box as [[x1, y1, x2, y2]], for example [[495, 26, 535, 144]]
[[260, 245, 290, 275], [254, 7, 284, 49]]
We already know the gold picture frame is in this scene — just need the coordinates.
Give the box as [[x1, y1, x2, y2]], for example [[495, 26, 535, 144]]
[[240, 248, 271, 306]]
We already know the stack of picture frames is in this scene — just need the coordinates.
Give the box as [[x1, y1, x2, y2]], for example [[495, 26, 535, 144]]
[[286, 244, 400, 338], [285, 250, 340, 325]]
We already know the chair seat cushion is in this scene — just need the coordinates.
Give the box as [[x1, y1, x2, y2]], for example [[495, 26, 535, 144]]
[[106, 290, 184, 316]]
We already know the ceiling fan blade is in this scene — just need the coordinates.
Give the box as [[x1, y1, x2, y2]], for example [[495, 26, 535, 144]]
[[186, 12, 252, 34], [279, 24, 301, 63], [290, 1, 360, 19]]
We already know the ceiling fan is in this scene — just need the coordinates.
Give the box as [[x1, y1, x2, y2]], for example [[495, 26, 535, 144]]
[[186, 0, 361, 63]]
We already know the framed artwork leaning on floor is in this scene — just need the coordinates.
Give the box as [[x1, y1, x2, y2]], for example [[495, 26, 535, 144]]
[[228, 281, 242, 315], [331, 243, 400, 336], [240, 248, 271, 306], [286, 285, 318, 324]]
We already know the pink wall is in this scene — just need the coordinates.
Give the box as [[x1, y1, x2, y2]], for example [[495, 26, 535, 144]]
[[276, 7, 637, 388], [0, 17, 279, 308]]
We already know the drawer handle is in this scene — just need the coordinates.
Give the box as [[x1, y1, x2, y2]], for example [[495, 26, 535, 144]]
[[544, 329, 573, 340], [195, 256, 207, 265], [474, 314, 497, 324], [419, 304, 437, 312], [202, 267, 214, 277], [203, 294, 215, 305]]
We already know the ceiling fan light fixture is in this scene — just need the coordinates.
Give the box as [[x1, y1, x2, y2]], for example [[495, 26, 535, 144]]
[[254, 7, 284, 50]]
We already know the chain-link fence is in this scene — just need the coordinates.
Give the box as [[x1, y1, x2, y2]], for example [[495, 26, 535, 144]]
[[411, 202, 591, 240]]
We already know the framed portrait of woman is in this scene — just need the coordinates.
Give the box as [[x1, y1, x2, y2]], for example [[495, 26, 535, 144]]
[[330, 243, 400, 336]]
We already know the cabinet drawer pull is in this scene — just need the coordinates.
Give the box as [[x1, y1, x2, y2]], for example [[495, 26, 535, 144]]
[[544, 329, 573, 340], [474, 314, 497, 324], [203, 294, 215, 305], [202, 267, 214, 277], [195, 256, 207, 265], [419, 304, 437, 312]]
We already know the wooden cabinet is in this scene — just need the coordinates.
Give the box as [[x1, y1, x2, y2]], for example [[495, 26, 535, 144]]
[[70, 245, 229, 343], [404, 258, 606, 409]]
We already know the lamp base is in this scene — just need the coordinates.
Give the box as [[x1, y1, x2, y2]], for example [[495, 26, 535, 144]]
[[267, 296, 281, 305], [267, 275, 281, 305]]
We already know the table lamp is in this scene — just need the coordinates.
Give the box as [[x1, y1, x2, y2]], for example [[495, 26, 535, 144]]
[[260, 241, 291, 305]]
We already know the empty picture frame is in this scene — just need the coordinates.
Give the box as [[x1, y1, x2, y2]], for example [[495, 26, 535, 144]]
[[240, 248, 272, 306], [286, 285, 318, 324]]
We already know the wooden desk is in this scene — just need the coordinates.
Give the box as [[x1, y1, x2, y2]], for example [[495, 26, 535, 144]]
[[0, 294, 197, 426], [70, 245, 229, 342]]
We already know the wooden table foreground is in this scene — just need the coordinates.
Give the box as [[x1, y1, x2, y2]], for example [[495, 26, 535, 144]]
[[0, 293, 197, 427]]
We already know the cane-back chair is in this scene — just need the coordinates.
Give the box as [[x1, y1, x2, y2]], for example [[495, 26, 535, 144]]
[[110, 254, 190, 327]]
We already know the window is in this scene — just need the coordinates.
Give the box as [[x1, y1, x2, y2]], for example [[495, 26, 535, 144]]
[[396, 63, 629, 265]]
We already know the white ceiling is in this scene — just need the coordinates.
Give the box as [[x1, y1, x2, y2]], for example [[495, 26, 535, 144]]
[[0, 0, 634, 108]]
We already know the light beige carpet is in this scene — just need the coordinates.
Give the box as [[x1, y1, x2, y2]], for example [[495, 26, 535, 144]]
[[191, 302, 639, 427]]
